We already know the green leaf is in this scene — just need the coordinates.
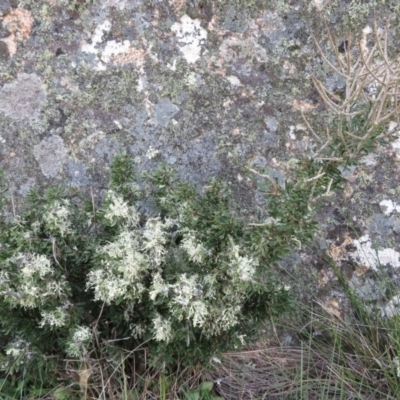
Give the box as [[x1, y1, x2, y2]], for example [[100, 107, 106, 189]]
[[186, 391, 200, 400], [199, 381, 213, 392], [53, 387, 74, 400]]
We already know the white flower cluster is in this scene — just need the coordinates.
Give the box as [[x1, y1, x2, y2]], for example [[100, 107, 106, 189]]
[[40, 306, 68, 328], [170, 274, 208, 328], [88, 230, 147, 303], [149, 270, 243, 341], [149, 272, 169, 301], [152, 314, 172, 343], [2, 339, 33, 372], [180, 230, 209, 264], [5, 339, 28, 358], [88, 214, 175, 303], [146, 146, 159, 160], [204, 304, 241, 336], [130, 323, 146, 339], [66, 326, 92, 358], [142, 217, 173, 266], [228, 238, 258, 282], [85, 188, 275, 350], [43, 200, 72, 237], [104, 191, 140, 227], [2, 253, 68, 309], [19, 253, 52, 279]]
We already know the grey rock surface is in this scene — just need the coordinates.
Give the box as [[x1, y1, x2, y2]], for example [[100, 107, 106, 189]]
[[0, 73, 46, 120], [0, 0, 400, 310], [33, 135, 67, 178]]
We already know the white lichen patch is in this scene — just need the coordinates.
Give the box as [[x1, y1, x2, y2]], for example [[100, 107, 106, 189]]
[[0, 73, 46, 120], [81, 21, 143, 71], [171, 14, 207, 64], [33, 135, 67, 178], [312, 0, 328, 11], [379, 200, 400, 216], [288, 126, 296, 140], [226, 75, 242, 87], [146, 146, 159, 160], [381, 294, 400, 318], [101, 0, 127, 10], [350, 234, 400, 271], [101, 39, 131, 65], [81, 20, 112, 56], [81, 21, 110, 70]]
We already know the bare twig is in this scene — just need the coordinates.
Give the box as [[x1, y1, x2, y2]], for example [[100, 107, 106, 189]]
[[245, 167, 278, 186]]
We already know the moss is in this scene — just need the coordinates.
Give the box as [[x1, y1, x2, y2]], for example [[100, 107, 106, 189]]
[[155, 60, 191, 101]]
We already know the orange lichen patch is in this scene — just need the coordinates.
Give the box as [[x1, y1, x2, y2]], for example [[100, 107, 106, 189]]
[[343, 183, 354, 198], [1, 7, 34, 57], [169, 0, 186, 13], [207, 14, 227, 35], [0, 35, 16, 56], [318, 268, 330, 288], [292, 99, 317, 112], [328, 233, 354, 262], [354, 263, 369, 277], [206, 56, 227, 78], [320, 298, 342, 319], [110, 47, 146, 67], [283, 60, 296, 75], [151, 8, 160, 26], [2, 7, 34, 40], [232, 127, 241, 136]]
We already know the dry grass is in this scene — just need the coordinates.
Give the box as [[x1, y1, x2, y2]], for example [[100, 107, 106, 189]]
[[59, 346, 203, 400], [307, 19, 400, 161], [204, 309, 397, 400]]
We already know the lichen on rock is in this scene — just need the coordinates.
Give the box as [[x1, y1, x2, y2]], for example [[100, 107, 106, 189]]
[[0, 73, 46, 120], [33, 135, 67, 178]]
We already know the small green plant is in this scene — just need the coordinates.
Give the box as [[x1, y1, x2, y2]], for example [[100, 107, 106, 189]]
[[185, 381, 223, 400], [0, 154, 309, 394]]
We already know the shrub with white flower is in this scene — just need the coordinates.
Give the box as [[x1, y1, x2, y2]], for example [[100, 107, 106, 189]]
[[227, 238, 258, 283], [149, 272, 170, 301], [170, 274, 209, 327], [180, 229, 209, 264], [142, 217, 174, 266], [66, 326, 93, 358], [104, 191, 140, 227], [40, 306, 69, 328], [0, 253, 69, 309], [88, 229, 148, 303], [43, 200, 72, 237], [2, 339, 34, 373], [152, 314, 173, 343], [0, 156, 296, 377]]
